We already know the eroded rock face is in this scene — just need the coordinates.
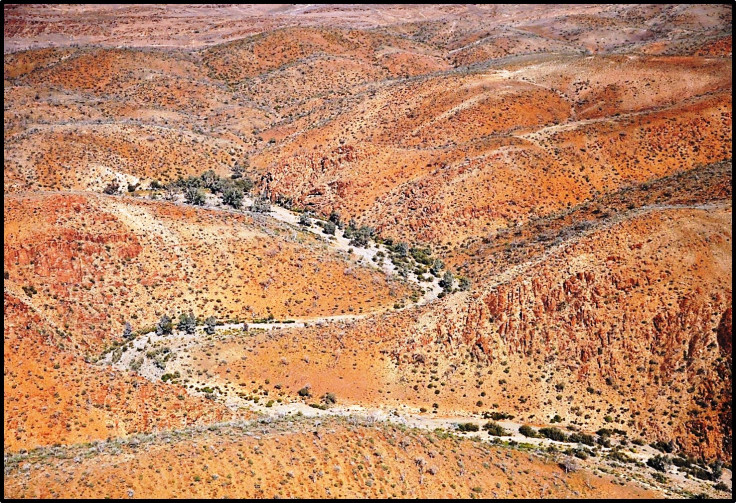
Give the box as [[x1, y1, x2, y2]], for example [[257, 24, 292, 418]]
[[717, 307, 732, 356], [400, 207, 732, 460]]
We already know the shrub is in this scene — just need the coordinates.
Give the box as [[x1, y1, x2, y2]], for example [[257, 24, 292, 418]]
[[349, 226, 374, 247], [184, 186, 206, 205], [409, 246, 433, 266], [299, 212, 311, 226], [251, 197, 271, 213], [539, 427, 568, 442], [650, 440, 675, 453], [430, 258, 444, 276], [458, 277, 471, 291], [123, 321, 133, 339], [129, 357, 143, 372], [161, 371, 180, 382], [439, 271, 454, 292], [483, 411, 514, 421], [22, 285, 37, 298], [714, 481, 728, 492], [608, 449, 636, 464], [651, 472, 668, 484], [322, 392, 337, 405], [519, 425, 538, 438], [200, 170, 218, 189], [156, 314, 173, 336], [482, 421, 509, 436], [647, 454, 670, 472], [298, 386, 311, 398], [178, 311, 196, 334], [221, 187, 243, 208], [457, 423, 480, 432], [233, 176, 254, 194], [323, 221, 336, 235], [103, 180, 120, 195], [567, 432, 595, 446], [204, 316, 217, 335]]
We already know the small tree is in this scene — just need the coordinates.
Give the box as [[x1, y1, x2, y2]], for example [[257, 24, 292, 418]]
[[123, 321, 133, 340], [519, 424, 538, 438], [299, 212, 311, 226], [231, 162, 244, 179], [323, 221, 336, 235], [234, 176, 254, 194], [163, 187, 177, 201], [184, 186, 206, 205], [204, 316, 217, 335], [200, 170, 218, 189], [647, 454, 670, 472], [156, 314, 173, 336], [251, 196, 271, 213], [482, 421, 509, 436], [329, 211, 341, 228], [440, 271, 454, 292], [458, 276, 471, 291], [178, 311, 196, 334], [349, 226, 374, 247], [430, 258, 444, 276], [221, 187, 243, 208], [103, 180, 120, 195], [396, 242, 409, 257]]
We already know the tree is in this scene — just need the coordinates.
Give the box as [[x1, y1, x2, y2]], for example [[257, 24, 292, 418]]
[[647, 454, 670, 472], [156, 314, 173, 336], [430, 258, 444, 276], [232, 155, 249, 179], [233, 176, 254, 194], [184, 186, 206, 205], [482, 421, 509, 436], [299, 212, 311, 226], [459, 276, 471, 291], [396, 242, 409, 257], [103, 180, 120, 195], [163, 187, 177, 201], [251, 196, 271, 213], [519, 425, 538, 438], [178, 311, 196, 334], [200, 170, 218, 189], [349, 226, 374, 247], [440, 271, 454, 292], [221, 187, 243, 208], [204, 316, 217, 335], [123, 321, 133, 340], [329, 211, 341, 228], [323, 221, 336, 235]]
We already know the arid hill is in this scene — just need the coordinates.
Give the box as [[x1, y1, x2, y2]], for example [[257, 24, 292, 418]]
[[4, 192, 411, 352], [4, 3, 732, 499]]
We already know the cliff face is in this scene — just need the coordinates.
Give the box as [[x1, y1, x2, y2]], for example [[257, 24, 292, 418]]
[[406, 207, 732, 460]]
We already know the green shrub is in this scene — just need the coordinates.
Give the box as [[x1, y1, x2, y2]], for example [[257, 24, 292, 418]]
[[456, 423, 480, 432], [483, 421, 509, 436], [647, 454, 670, 472], [568, 432, 595, 446], [519, 425, 538, 438], [539, 427, 568, 442]]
